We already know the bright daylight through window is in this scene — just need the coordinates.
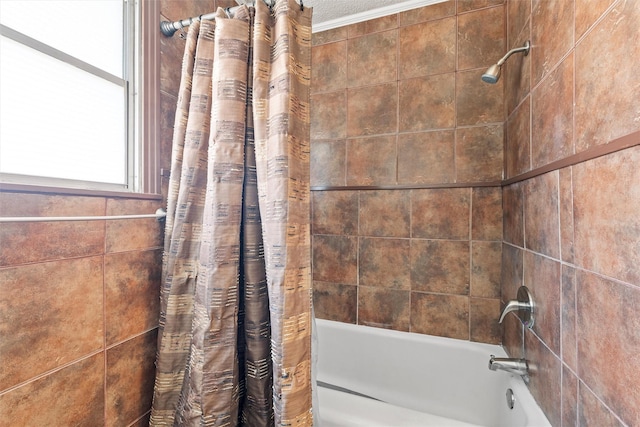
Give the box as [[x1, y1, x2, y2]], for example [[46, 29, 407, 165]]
[[0, 0, 141, 192]]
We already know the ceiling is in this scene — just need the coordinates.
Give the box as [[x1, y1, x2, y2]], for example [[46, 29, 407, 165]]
[[304, 0, 446, 32]]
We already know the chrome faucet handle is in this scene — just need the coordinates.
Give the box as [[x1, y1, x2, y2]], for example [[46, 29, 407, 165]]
[[499, 286, 535, 328], [498, 300, 529, 323]]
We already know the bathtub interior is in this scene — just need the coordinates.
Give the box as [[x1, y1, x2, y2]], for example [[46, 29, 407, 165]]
[[318, 386, 484, 427], [315, 319, 550, 427]]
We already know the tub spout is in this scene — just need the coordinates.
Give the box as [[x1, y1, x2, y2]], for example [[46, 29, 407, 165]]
[[489, 355, 529, 377]]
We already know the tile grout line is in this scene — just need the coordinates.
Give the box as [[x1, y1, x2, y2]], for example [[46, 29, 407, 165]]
[[102, 197, 108, 425]]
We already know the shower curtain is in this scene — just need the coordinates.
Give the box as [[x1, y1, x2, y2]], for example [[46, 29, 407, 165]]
[[150, 1, 313, 425]]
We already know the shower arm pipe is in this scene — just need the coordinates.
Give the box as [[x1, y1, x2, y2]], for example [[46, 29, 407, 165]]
[[495, 41, 531, 67], [0, 208, 166, 223], [160, 0, 296, 37]]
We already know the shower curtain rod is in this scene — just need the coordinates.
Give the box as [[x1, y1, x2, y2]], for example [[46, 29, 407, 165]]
[[0, 208, 167, 223], [160, 0, 303, 37]]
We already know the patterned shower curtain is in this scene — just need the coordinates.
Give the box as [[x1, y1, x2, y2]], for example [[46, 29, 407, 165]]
[[150, 1, 313, 425]]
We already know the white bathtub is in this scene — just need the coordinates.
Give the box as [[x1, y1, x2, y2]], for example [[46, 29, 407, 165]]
[[315, 319, 550, 427]]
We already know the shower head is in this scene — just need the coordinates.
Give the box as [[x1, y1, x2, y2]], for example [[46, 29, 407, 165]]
[[481, 41, 530, 84], [481, 64, 502, 84]]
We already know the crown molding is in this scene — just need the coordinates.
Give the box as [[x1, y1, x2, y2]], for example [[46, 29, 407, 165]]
[[312, 0, 447, 33]]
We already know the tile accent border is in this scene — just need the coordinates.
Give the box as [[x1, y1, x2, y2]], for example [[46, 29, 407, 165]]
[[503, 129, 640, 186], [312, 130, 640, 192]]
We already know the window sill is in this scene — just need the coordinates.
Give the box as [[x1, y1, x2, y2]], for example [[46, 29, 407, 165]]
[[0, 182, 162, 200]]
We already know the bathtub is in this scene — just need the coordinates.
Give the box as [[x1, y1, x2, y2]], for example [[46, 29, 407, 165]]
[[315, 319, 550, 427]]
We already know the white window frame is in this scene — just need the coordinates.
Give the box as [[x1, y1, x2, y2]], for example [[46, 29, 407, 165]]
[[0, 0, 160, 196]]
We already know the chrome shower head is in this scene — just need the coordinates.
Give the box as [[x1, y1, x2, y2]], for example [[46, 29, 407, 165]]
[[481, 41, 530, 84], [481, 64, 501, 84]]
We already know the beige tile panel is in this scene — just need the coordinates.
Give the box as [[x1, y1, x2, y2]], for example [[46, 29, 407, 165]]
[[346, 136, 397, 186], [575, 0, 640, 150], [411, 188, 470, 239], [0, 257, 104, 390], [501, 243, 523, 304], [531, 53, 574, 168], [347, 83, 398, 137], [472, 187, 503, 241], [562, 366, 578, 427], [312, 235, 357, 284], [531, 0, 574, 86], [359, 287, 410, 332], [455, 125, 504, 182], [0, 353, 104, 426], [457, 6, 505, 70], [507, 0, 530, 49], [311, 91, 347, 140], [105, 249, 162, 346], [502, 183, 524, 247], [524, 331, 562, 426], [312, 281, 357, 323], [311, 191, 358, 236], [410, 292, 469, 339], [471, 241, 502, 299], [312, 26, 348, 46], [399, 1, 456, 27], [105, 198, 164, 253], [311, 41, 347, 94], [561, 265, 577, 372], [578, 382, 625, 427], [505, 97, 531, 178], [399, 17, 456, 79], [524, 170, 560, 259], [359, 190, 410, 238], [310, 139, 346, 187], [399, 74, 455, 132], [469, 297, 501, 344], [359, 237, 410, 290], [457, 0, 504, 14], [523, 251, 561, 355], [106, 330, 158, 427], [504, 19, 531, 118], [574, 0, 616, 39], [572, 146, 640, 285], [348, 14, 398, 38], [0, 193, 105, 267], [397, 130, 455, 185], [347, 30, 397, 87], [456, 69, 504, 126], [577, 270, 640, 427], [411, 239, 470, 295], [558, 167, 575, 263]]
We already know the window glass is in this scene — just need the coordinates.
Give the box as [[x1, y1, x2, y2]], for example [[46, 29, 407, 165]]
[[0, 0, 139, 191], [0, 36, 126, 185], [0, 0, 123, 77]]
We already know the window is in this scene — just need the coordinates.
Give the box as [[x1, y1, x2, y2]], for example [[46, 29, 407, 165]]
[[0, 0, 151, 193]]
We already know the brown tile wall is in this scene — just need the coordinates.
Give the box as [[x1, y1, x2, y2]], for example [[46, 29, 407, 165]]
[[0, 194, 163, 426], [1, 1, 635, 425], [313, 0, 640, 424], [0, 0, 226, 424], [311, 1, 505, 344], [502, 0, 640, 426]]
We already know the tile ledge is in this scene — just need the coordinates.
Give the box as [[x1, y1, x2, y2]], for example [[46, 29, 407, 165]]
[[503, 130, 640, 186]]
